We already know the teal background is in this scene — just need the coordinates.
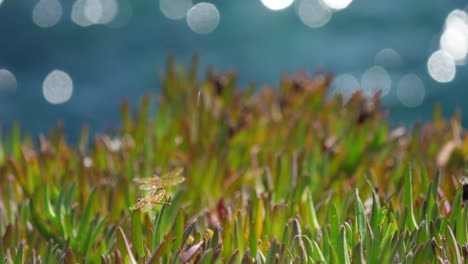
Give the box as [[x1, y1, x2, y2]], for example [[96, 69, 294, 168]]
[[0, 0, 467, 140]]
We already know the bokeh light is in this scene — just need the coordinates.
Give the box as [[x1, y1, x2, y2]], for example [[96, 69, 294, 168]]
[[396, 74, 425, 108], [320, 0, 352, 10], [361, 65, 391, 97], [84, 0, 104, 24], [187, 3, 220, 34], [43, 70, 73, 104], [427, 50, 456, 83], [97, 0, 119, 24], [260, 0, 294, 11], [0, 0, 4, 6], [440, 28, 467, 64], [445, 9, 468, 29], [71, 0, 119, 26], [0, 69, 17, 92], [374, 48, 402, 69], [160, 0, 192, 20], [297, 0, 332, 28], [83, 156, 93, 168], [331, 74, 360, 102], [32, 0, 63, 28], [440, 9, 468, 65], [71, 0, 93, 27]]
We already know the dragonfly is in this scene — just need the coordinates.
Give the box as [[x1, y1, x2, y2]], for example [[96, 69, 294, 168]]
[[129, 188, 171, 212], [133, 167, 185, 191], [130, 167, 185, 211]]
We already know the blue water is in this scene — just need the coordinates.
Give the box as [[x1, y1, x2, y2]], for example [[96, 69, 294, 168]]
[[0, 0, 466, 141]]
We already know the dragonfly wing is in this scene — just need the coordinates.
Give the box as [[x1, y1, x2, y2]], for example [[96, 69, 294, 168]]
[[133, 177, 153, 184], [133, 168, 182, 185], [141, 190, 166, 212], [148, 189, 166, 203], [143, 187, 159, 199], [134, 177, 163, 187], [141, 202, 156, 212], [161, 176, 186, 186], [140, 184, 162, 191], [134, 177, 162, 185], [129, 199, 147, 211], [162, 167, 184, 178]]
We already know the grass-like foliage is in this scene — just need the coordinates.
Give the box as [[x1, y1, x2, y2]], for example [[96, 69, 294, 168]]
[[0, 55, 467, 263]]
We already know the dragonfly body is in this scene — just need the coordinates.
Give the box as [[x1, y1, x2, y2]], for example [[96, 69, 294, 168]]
[[129, 189, 171, 211]]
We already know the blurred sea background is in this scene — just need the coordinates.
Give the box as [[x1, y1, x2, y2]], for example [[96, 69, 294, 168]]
[[0, 0, 467, 141]]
